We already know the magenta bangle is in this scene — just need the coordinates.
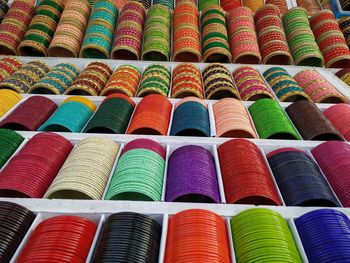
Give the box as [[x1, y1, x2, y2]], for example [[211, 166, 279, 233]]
[[115, 37, 142, 50], [240, 85, 270, 99], [117, 28, 143, 39]]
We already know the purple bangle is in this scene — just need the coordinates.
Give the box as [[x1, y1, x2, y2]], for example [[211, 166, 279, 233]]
[[165, 145, 221, 203]]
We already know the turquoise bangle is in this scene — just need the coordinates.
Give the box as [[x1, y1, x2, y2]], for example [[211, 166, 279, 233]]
[[39, 101, 93, 133]]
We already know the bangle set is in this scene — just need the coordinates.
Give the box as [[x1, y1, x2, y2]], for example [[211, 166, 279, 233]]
[[255, 4, 293, 65], [173, 0, 201, 62], [48, 0, 90, 57], [18, 0, 64, 57], [203, 63, 240, 100], [201, 6, 231, 63], [102, 64, 141, 96], [66, 61, 112, 96], [112, 1, 146, 60], [141, 4, 171, 61], [263, 67, 310, 102], [228, 7, 261, 64], [310, 10, 350, 68], [232, 66, 275, 101], [137, 64, 171, 97], [283, 7, 324, 67], [0, 0, 34, 55], [294, 69, 347, 103], [0, 61, 50, 93], [80, 0, 118, 59], [171, 63, 204, 98]]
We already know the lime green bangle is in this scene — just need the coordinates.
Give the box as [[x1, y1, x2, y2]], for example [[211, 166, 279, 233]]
[[249, 98, 301, 140]]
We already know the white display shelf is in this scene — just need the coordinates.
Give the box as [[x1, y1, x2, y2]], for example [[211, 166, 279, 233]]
[[1, 56, 350, 262]]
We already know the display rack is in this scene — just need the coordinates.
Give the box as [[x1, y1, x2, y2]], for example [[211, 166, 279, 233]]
[[1, 56, 350, 262]]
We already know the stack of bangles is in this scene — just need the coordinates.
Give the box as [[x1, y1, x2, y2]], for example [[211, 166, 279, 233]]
[[242, 0, 264, 12], [255, 4, 293, 65], [198, 0, 220, 11], [0, 61, 50, 93], [171, 63, 204, 99], [136, 64, 170, 97], [101, 65, 141, 96], [0, 0, 35, 55], [263, 67, 310, 102], [65, 61, 113, 96], [173, 0, 201, 62], [203, 63, 240, 100], [48, 0, 90, 57], [0, 57, 22, 82], [201, 6, 231, 63], [338, 17, 350, 49], [80, 0, 118, 59], [265, 0, 288, 14], [335, 68, 350, 86], [232, 66, 275, 101], [227, 7, 261, 64], [18, 0, 64, 57], [112, 1, 146, 60], [29, 63, 80, 95], [310, 10, 350, 68], [283, 7, 324, 67], [142, 4, 171, 61], [221, 0, 241, 11], [294, 69, 347, 103]]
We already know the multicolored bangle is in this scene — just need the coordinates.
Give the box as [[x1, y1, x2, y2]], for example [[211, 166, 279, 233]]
[[142, 4, 171, 61], [310, 10, 350, 68], [232, 66, 275, 101], [171, 63, 204, 99], [0, 60, 50, 93], [0, 0, 34, 55], [282, 7, 324, 67], [263, 67, 310, 102], [294, 69, 347, 103], [29, 63, 80, 95], [255, 5, 293, 65], [66, 61, 112, 96], [112, 1, 145, 60], [48, 0, 91, 58], [203, 63, 240, 100], [173, 1, 201, 62], [136, 64, 171, 97], [18, 0, 64, 57], [153, 0, 174, 10], [201, 6, 231, 63], [228, 7, 261, 64], [102, 64, 141, 96], [80, 0, 118, 59], [0, 57, 22, 82]]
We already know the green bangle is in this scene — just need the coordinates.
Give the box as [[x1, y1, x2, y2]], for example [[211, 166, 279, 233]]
[[201, 8, 225, 19], [201, 32, 228, 44], [28, 23, 54, 36], [35, 9, 59, 22], [202, 18, 226, 30], [198, 0, 219, 11], [249, 98, 301, 140], [24, 33, 50, 47], [39, 0, 64, 13], [203, 41, 229, 54]]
